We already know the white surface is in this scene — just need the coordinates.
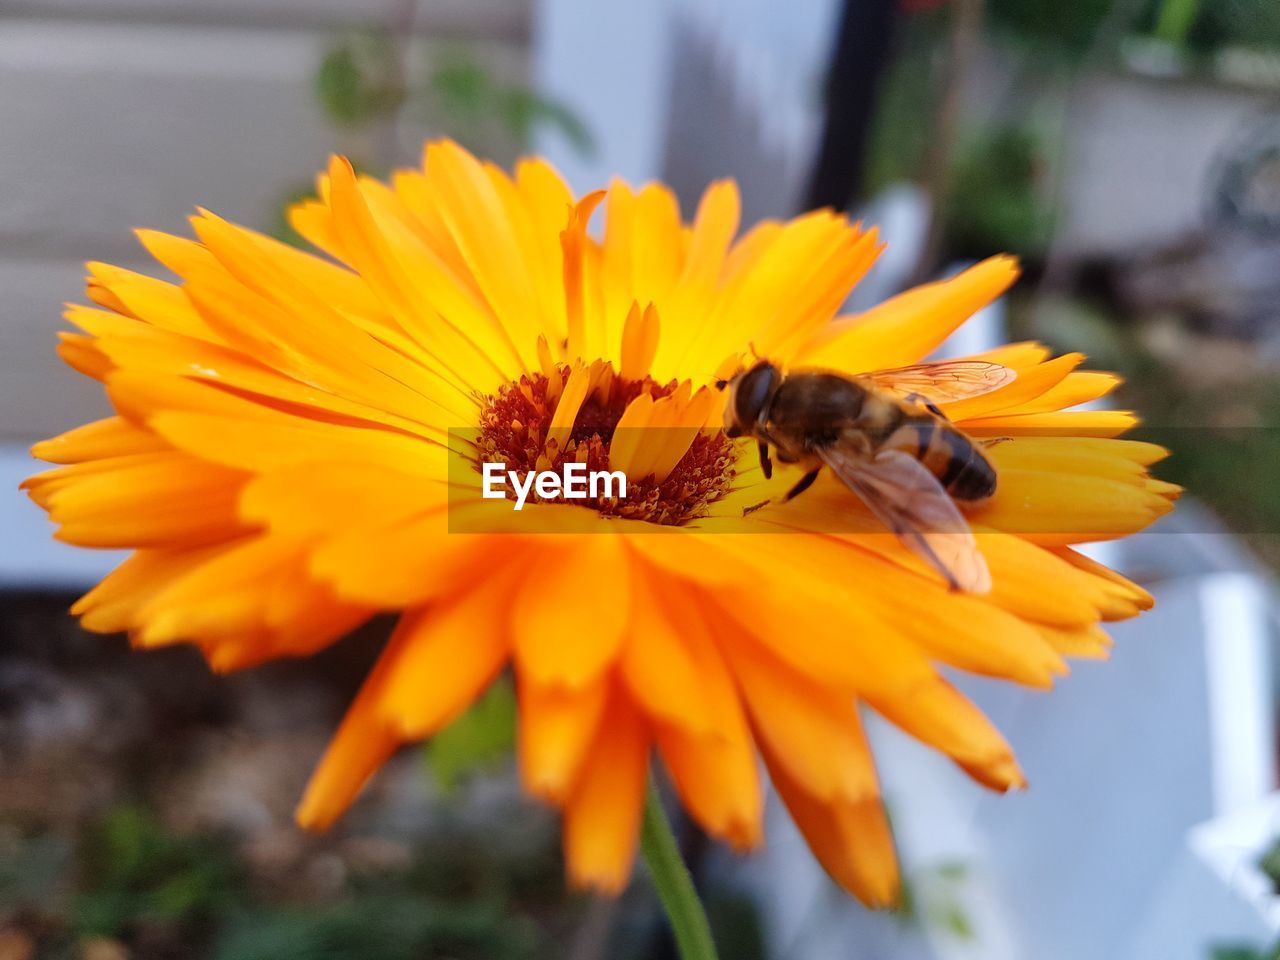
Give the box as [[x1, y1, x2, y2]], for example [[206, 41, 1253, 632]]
[[0, 444, 124, 591], [1060, 73, 1272, 255], [1189, 792, 1280, 933], [3, 0, 530, 38], [1202, 574, 1276, 816], [0, 19, 340, 259], [0, 11, 529, 444], [531, 0, 672, 192], [740, 570, 1279, 959]]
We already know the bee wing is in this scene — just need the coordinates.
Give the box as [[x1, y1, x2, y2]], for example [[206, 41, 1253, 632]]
[[863, 360, 1015, 406], [816, 444, 991, 593]]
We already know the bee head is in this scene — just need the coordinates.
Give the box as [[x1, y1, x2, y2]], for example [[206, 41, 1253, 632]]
[[718, 360, 780, 438]]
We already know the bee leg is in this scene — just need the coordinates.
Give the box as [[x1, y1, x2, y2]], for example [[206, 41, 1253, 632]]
[[743, 499, 771, 516], [758, 441, 773, 480], [981, 436, 1014, 448], [783, 467, 821, 503]]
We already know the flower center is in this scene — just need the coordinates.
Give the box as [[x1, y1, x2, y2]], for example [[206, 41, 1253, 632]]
[[475, 367, 737, 525]]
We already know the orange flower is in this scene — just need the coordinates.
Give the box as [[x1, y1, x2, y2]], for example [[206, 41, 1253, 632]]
[[23, 140, 1175, 905]]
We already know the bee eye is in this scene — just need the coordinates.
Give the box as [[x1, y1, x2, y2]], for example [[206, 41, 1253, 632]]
[[736, 362, 778, 424]]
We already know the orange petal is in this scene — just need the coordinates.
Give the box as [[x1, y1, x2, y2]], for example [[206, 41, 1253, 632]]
[[961, 409, 1138, 438], [518, 676, 608, 804], [759, 735, 900, 908], [943, 352, 1084, 421], [727, 637, 878, 804], [563, 685, 649, 894], [655, 718, 762, 850], [1035, 621, 1114, 659], [375, 576, 513, 739], [308, 511, 505, 607], [71, 544, 236, 634], [561, 190, 607, 359], [298, 572, 515, 830], [864, 677, 1025, 791], [619, 572, 717, 735], [295, 682, 400, 831], [37, 454, 250, 548], [795, 255, 1020, 372], [545, 363, 592, 453], [512, 535, 632, 688], [619, 301, 661, 381], [650, 592, 763, 848], [30, 417, 167, 465], [974, 468, 1174, 543]]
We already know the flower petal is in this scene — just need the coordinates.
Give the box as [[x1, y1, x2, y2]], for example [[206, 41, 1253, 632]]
[[512, 534, 632, 688], [759, 733, 899, 908], [517, 676, 608, 804], [795, 255, 1019, 372], [563, 685, 649, 893]]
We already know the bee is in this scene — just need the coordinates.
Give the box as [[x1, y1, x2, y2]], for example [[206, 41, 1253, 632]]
[[717, 358, 1016, 593]]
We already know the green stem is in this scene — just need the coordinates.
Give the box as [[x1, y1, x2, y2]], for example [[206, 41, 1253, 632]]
[[640, 779, 719, 960]]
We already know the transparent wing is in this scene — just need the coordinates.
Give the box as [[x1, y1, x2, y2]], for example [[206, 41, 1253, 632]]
[[816, 444, 991, 593], [863, 360, 1015, 406]]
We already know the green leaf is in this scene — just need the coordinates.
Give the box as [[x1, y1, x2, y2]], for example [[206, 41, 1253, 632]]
[[316, 32, 405, 128], [215, 896, 540, 960], [1210, 945, 1268, 960], [935, 860, 970, 883], [940, 904, 975, 941], [1259, 835, 1280, 893], [73, 806, 242, 936], [317, 45, 365, 125], [430, 58, 497, 119], [500, 90, 595, 157], [425, 678, 517, 793], [1155, 0, 1203, 45], [423, 50, 594, 157]]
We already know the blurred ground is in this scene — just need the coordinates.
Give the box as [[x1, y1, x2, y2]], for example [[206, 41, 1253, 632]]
[[0, 595, 577, 959]]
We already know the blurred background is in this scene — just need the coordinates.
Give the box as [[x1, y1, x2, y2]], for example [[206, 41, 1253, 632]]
[[2, 0, 1280, 957]]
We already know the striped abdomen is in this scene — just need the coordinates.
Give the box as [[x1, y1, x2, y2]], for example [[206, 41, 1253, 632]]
[[883, 414, 997, 502]]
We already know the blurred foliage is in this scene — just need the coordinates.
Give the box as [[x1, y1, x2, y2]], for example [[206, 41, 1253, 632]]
[[1023, 290, 1280, 562], [0, 800, 576, 960], [894, 859, 976, 942], [986, 0, 1280, 54], [425, 677, 517, 794], [317, 32, 407, 127], [943, 125, 1053, 261], [75, 806, 243, 939], [987, 0, 1120, 54], [704, 892, 767, 960], [1133, 375, 1280, 545], [867, 14, 1053, 264], [1259, 834, 1280, 894], [280, 32, 593, 248], [215, 897, 540, 960], [315, 31, 591, 157], [1124, 0, 1280, 50], [427, 53, 594, 158], [1154, 0, 1202, 45], [864, 25, 939, 195], [1211, 945, 1280, 960], [1193, 0, 1280, 51]]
